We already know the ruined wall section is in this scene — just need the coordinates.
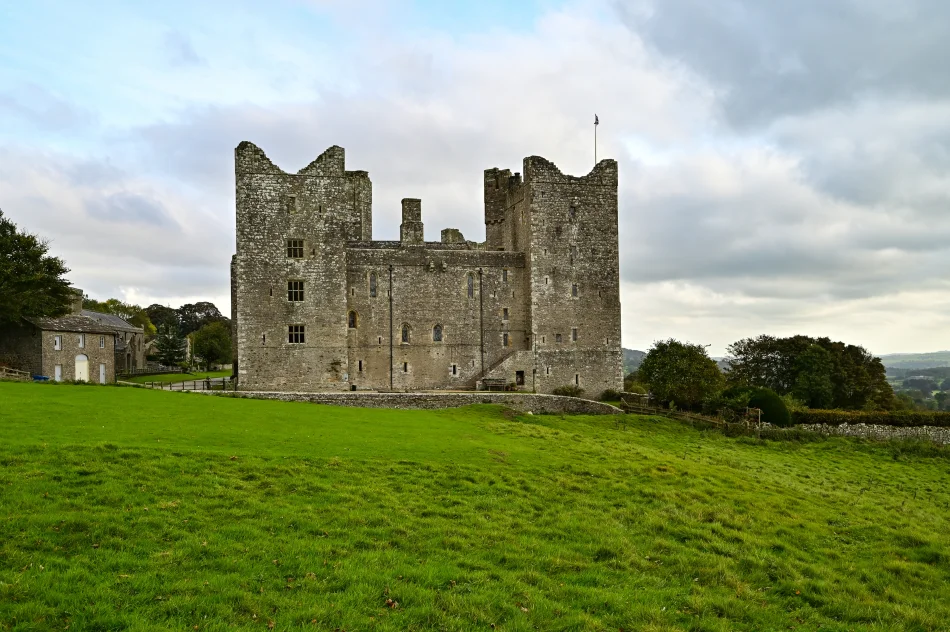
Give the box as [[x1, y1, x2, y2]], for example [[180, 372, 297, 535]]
[[234, 142, 372, 391], [345, 247, 526, 391], [523, 157, 623, 395]]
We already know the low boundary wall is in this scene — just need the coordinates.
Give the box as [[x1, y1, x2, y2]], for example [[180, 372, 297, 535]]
[[223, 391, 622, 415]]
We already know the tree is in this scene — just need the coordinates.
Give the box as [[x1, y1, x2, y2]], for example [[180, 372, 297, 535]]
[[638, 339, 724, 410], [0, 208, 73, 324], [155, 324, 186, 367], [192, 321, 232, 370], [177, 302, 227, 336], [726, 334, 895, 410], [935, 391, 948, 411], [146, 304, 180, 333], [791, 344, 834, 408], [748, 388, 791, 427]]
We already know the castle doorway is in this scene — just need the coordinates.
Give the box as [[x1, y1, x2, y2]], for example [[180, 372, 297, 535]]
[[515, 371, 525, 386]]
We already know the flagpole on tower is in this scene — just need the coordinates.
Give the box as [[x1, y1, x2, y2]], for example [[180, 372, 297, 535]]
[[594, 113, 599, 166]]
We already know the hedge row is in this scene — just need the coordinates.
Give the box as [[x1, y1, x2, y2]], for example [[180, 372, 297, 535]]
[[791, 409, 950, 428]]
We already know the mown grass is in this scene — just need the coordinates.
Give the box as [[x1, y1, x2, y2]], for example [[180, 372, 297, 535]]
[[1, 381, 949, 631], [123, 371, 232, 385]]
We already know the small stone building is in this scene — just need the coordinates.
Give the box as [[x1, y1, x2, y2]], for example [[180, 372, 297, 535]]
[[82, 310, 146, 371], [231, 143, 623, 394], [0, 290, 143, 382]]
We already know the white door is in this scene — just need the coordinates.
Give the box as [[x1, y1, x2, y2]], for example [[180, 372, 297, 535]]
[[99, 363, 106, 384], [54, 365, 62, 382], [75, 355, 89, 382]]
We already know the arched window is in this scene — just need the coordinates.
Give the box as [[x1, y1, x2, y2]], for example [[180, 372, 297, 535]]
[[369, 273, 377, 297], [433, 324, 443, 342], [348, 311, 358, 329], [467, 273, 474, 298], [401, 323, 411, 344]]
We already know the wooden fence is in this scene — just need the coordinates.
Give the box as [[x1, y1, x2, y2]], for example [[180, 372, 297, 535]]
[[0, 366, 31, 381], [142, 378, 237, 392]]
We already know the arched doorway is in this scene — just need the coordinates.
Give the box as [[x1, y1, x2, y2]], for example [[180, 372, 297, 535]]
[[75, 354, 89, 382]]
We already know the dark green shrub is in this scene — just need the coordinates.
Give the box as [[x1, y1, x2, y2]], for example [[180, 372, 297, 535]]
[[599, 389, 622, 401], [748, 388, 791, 427], [791, 409, 950, 428], [552, 385, 585, 398]]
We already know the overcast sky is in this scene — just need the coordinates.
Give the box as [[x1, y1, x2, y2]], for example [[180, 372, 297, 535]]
[[2, 0, 948, 355]]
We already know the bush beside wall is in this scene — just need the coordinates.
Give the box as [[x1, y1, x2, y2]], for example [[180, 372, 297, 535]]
[[792, 409, 950, 428]]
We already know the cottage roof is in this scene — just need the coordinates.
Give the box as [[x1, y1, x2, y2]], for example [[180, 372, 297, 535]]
[[26, 315, 120, 334], [80, 310, 143, 333]]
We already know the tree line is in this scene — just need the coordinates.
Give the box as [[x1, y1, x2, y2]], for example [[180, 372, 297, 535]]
[[628, 334, 903, 425]]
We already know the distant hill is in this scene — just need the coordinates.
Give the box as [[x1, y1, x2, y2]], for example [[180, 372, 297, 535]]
[[878, 351, 950, 371]]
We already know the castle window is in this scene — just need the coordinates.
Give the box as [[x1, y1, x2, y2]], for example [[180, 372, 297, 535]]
[[288, 325, 305, 344], [99, 336, 105, 348], [555, 226, 562, 237], [288, 280, 304, 302], [369, 273, 377, 297], [502, 269, 508, 283], [287, 239, 304, 258], [433, 324, 443, 342], [378, 336, 382, 345], [348, 311, 358, 329], [287, 195, 298, 214], [401, 324, 411, 344], [78, 334, 85, 349], [575, 373, 580, 385], [502, 308, 509, 321], [572, 284, 578, 297], [542, 335, 546, 344], [262, 333, 266, 345], [545, 277, 549, 285], [467, 273, 474, 298], [403, 362, 409, 373], [358, 360, 363, 372], [546, 367, 550, 376], [572, 328, 578, 342], [452, 364, 457, 376], [503, 333, 510, 347], [555, 333, 562, 343], [569, 205, 576, 220], [269, 288, 273, 297]]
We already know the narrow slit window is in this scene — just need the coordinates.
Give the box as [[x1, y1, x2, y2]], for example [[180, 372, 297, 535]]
[[403, 362, 408, 373], [546, 367, 550, 376], [358, 360, 363, 372], [467, 273, 474, 298], [572, 284, 578, 297], [401, 324, 411, 344], [575, 374, 579, 385], [503, 333, 510, 347], [452, 364, 457, 376], [433, 324, 443, 342], [288, 280, 304, 302], [378, 336, 382, 345], [572, 328, 578, 342], [288, 325, 305, 344], [287, 239, 304, 258], [502, 269, 508, 283], [369, 273, 377, 297], [502, 308, 509, 321], [78, 334, 84, 348], [348, 311, 358, 329]]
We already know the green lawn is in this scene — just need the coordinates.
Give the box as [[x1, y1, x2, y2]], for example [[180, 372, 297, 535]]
[[1, 382, 948, 631], [123, 370, 231, 385]]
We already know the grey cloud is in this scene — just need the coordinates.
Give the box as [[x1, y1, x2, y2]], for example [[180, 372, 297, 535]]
[[85, 191, 180, 228], [622, 0, 950, 128], [0, 84, 92, 131]]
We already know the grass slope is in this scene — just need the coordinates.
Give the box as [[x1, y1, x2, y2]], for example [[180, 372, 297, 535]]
[[1, 382, 949, 631]]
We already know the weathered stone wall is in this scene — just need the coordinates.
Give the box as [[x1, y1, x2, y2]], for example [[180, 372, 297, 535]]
[[522, 157, 624, 396], [796, 423, 950, 445], [0, 322, 42, 373], [223, 390, 622, 415], [234, 143, 623, 395], [40, 330, 115, 382]]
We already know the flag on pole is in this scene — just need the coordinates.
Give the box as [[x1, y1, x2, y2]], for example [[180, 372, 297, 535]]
[[595, 114, 599, 126]]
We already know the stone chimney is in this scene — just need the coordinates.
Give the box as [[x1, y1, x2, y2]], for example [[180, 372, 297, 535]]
[[400, 198, 424, 246]]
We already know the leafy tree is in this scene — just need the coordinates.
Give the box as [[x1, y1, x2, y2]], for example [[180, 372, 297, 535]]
[[0, 208, 73, 324], [639, 339, 724, 411], [192, 321, 232, 370], [146, 304, 180, 333], [903, 378, 938, 394], [748, 388, 791, 427], [155, 324, 186, 367], [935, 391, 948, 411], [178, 302, 227, 336], [792, 344, 834, 408], [726, 334, 895, 410]]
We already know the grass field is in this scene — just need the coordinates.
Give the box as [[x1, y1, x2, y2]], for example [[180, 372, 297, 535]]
[[1, 382, 949, 631], [123, 370, 232, 385]]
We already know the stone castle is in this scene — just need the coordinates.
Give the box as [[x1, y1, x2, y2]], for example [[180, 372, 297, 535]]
[[230, 142, 622, 394]]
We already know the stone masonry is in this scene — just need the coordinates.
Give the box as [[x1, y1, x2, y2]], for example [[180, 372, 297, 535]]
[[231, 142, 623, 395]]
